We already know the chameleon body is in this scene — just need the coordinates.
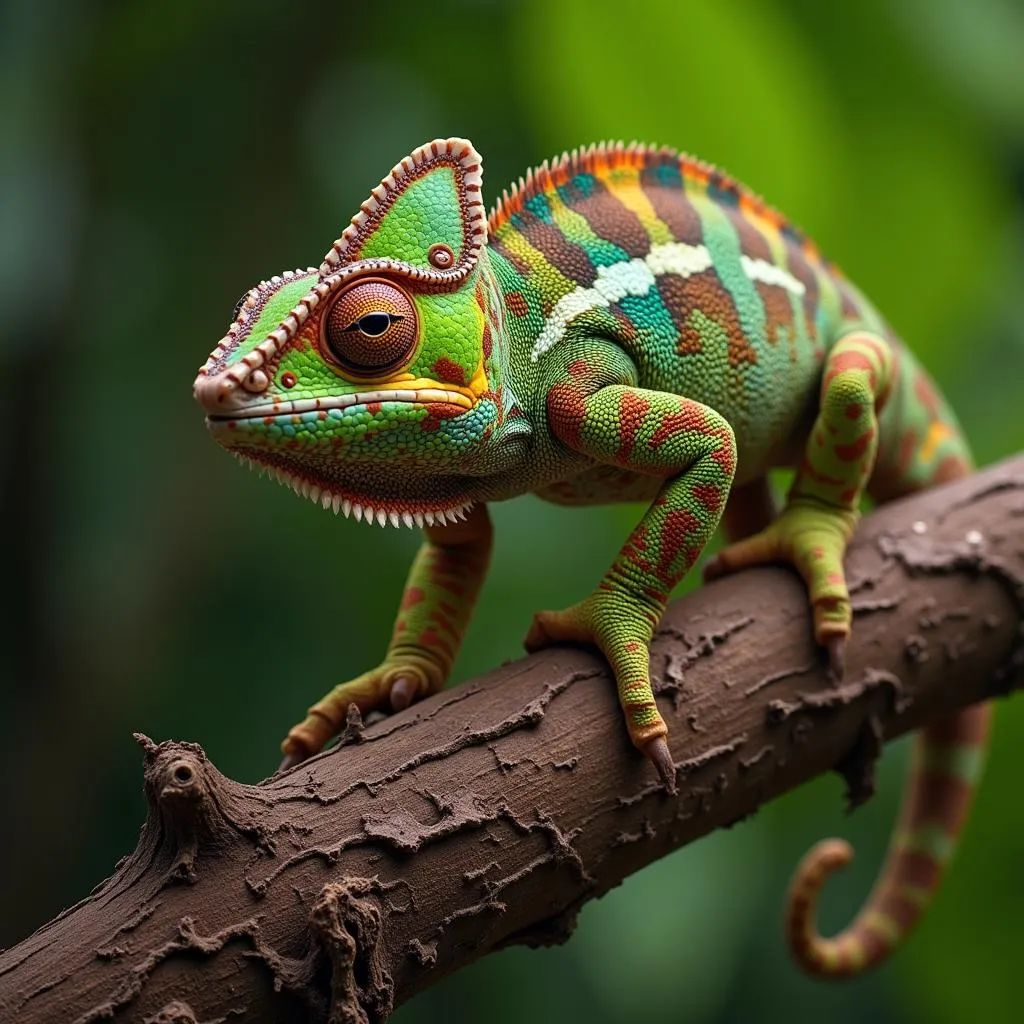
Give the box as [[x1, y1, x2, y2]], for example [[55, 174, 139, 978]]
[[194, 138, 990, 976]]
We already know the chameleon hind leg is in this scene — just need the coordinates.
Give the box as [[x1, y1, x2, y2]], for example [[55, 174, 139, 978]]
[[279, 504, 492, 768], [785, 347, 991, 975], [704, 331, 895, 676], [524, 383, 736, 789]]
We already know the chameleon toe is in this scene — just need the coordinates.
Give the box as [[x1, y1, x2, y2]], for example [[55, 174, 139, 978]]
[[824, 635, 846, 683], [277, 749, 308, 773], [389, 676, 417, 711], [643, 736, 677, 794]]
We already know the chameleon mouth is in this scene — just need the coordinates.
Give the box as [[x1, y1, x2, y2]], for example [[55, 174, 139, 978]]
[[206, 386, 474, 422]]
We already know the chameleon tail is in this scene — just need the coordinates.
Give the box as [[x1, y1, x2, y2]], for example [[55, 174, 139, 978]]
[[786, 703, 990, 976]]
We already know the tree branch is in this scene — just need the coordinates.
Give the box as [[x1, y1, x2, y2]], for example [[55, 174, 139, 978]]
[[3, 456, 1024, 1024]]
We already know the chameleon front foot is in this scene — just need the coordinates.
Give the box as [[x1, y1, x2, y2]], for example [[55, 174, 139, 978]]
[[277, 660, 435, 770], [703, 499, 858, 679], [524, 594, 676, 791]]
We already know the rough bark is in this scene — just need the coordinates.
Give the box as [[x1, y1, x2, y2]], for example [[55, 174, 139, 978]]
[[3, 456, 1024, 1024]]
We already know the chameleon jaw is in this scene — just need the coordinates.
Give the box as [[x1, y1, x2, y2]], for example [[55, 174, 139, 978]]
[[235, 452, 475, 528], [203, 386, 475, 423]]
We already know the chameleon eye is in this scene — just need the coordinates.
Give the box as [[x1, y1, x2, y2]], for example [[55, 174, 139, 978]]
[[352, 312, 394, 337], [323, 278, 418, 379]]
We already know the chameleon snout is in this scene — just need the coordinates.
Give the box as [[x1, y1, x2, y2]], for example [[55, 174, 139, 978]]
[[193, 365, 269, 416]]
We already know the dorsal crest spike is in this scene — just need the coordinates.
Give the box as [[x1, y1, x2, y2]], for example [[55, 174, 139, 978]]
[[486, 139, 815, 254]]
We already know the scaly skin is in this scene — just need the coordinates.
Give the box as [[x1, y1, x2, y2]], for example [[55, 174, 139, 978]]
[[194, 137, 988, 976]]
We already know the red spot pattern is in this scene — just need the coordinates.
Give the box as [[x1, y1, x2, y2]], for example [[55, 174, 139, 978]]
[[649, 404, 702, 451], [823, 350, 876, 392], [617, 391, 651, 462], [547, 359, 604, 451], [835, 427, 875, 462], [420, 403, 466, 433], [691, 483, 723, 512], [657, 509, 702, 583], [432, 357, 467, 386]]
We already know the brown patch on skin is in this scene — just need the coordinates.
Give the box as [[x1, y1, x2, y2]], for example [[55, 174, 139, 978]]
[[726, 207, 773, 262], [639, 165, 704, 244], [433, 357, 468, 387], [281, 372, 297, 389], [576, 184, 652, 258], [657, 269, 759, 367], [506, 291, 529, 317], [516, 212, 597, 286], [756, 281, 796, 346]]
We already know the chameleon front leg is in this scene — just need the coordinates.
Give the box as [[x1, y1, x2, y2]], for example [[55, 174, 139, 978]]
[[525, 383, 737, 788], [704, 330, 895, 676], [280, 503, 492, 768]]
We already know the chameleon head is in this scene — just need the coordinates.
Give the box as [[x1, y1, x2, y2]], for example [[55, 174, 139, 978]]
[[194, 138, 526, 527]]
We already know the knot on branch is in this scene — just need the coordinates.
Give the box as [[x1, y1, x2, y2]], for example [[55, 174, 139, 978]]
[[135, 734, 230, 885], [310, 878, 394, 1024], [142, 1000, 203, 1024]]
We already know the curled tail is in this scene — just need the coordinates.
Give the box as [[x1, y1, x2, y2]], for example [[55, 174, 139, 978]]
[[786, 706, 990, 975], [786, 340, 989, 976]]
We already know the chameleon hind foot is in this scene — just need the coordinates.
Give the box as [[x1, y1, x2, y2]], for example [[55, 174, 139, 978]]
[[278, 658, 437, 769], [703, 499, 859, 679], [525, 593, 676, 791]]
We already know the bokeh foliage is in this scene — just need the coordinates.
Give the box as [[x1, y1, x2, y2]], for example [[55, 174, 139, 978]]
[[1, 0, 1022, 1021]]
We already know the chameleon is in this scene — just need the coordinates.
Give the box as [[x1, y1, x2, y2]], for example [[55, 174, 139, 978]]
[[193, 137, 990, 977]]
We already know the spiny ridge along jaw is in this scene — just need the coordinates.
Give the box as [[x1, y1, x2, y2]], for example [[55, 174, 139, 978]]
[[233, 454, 473, 529]]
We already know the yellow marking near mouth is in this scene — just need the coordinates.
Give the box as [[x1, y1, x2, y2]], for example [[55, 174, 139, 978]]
[[396, 372, 485, 408]]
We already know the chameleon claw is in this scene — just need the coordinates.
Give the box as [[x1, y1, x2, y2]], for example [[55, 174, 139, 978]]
[[277, 748, 309, 773], [700, 554, 727, 583], [824, 635, 846, 684], [389, 676, 417, 712], [644, 736, 677, 794]]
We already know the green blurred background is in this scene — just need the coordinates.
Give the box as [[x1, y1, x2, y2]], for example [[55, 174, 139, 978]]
[[2, 0, 1023, 1020]]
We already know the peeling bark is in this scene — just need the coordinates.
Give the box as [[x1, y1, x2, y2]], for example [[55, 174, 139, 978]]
[[2, 455, 1024, 1024]]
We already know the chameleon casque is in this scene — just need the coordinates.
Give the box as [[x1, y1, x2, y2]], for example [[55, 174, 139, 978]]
[[194, 137, 989, 977]]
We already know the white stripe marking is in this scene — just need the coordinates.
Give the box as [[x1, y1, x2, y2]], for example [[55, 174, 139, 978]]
[[529, 243, 805, 361], [741, 255, 806, 295]]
